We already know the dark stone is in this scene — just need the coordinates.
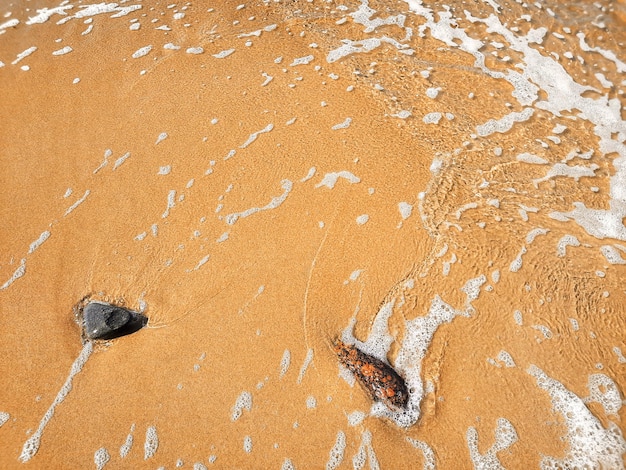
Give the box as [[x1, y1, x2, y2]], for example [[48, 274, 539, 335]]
[[83, 301, 147, 340]]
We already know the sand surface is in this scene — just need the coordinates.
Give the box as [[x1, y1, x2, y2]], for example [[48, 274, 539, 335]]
[[1, 0, 625, 468]]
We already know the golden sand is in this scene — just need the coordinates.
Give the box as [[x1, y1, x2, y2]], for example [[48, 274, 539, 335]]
[[1, 0, 625, 468]]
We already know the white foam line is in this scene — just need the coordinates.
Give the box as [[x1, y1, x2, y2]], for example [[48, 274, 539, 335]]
[[19, 342, 93, 463], [64, 190, 90, 217], [315, 171, 360, 189], [112, 152, 131, 170], [11, 46, 37, 65], [28, 231, 51, 254], [225, 179, 292, 225], [527, 365, 626, 468], [0, 258, 26, 291], [26, 6, 73, 25], [240, 123, 273, 149], [296, 348, 314, 384], [577, 33, 626, 73], [162, 190, 176, 218], [405, 437, 435, 470]]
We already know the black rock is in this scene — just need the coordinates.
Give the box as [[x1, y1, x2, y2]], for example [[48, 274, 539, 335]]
[[83, 301, 147, 340]]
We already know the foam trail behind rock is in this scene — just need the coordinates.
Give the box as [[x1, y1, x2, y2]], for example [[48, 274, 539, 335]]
[[19, 342, 93, 463]]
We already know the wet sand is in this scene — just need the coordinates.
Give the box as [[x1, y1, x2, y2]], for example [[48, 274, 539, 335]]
[[1, 0, 625, 468]]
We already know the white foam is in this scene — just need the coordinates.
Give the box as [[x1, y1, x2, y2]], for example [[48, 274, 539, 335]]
[[467, 418, 518, 469], [0, 411, 10, 427], [52, 46, 72, 56], [422, 112, 442, 124], [194, 463, 208, 470], [1, 258, 26, 290], [12, 46, 37, 64], [398, 202, 412, 220], [155, 132, 168, 145], [528, 365, 626, 468], [516, 152, 548, 164], [0, 18, 19, 31], [144, 426, 158, 460], [26, 6, 72, 24], [231, 391, 252, 421], [186, 47, 204, 55], [132, 45, 152, 59], [240, 123, 273, 148], [94, 447, 110, 470], [584, 374, 623, 417], [556, 235, 580, 257], [162, 190, 176, 218], [534, 162, 599, 186], [119, 423, 135, 458], [261, 72, 273, 86], [405, 437, 435, 470], [213, 49, 235, 59], [243, 435, 253, 453], [577, 33, 626, 73], [455, 202, 478, 219], [526, 227, 549, 244], [425, 87, 440, 99], [326, 431, 346, 470], [297, 348, 314, 384], [356, 214, 369, 226], [290, 55, 314, 66], [509, 246, 526, 272], [20, 342, 93, 462], [352, 429, 379, 470], [497, 350, 516, 368], [332, 118, 352, 130], [476, 108, 534, 137], [113, 152, 131, 170], [600, 245, 626, 264], [279, 349, 291, 378], [28, 231, 51, 254], [193, 255, 210, 270], [64, 190, 90, 216], [281, 458, 295, 470], [225, 179, 292, 225], [306, 396, 317, 409], [347, 411, 365, 427], [327, 37, 406, 63], [316, 171, 360, 189]]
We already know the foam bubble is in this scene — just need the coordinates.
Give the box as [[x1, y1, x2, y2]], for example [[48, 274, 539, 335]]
[[584, 374, 623, 417], [326, 430, 346, 470], [0, 412, 9, 427], [94, 447, 110, 470], [119, 423, 135, 458], [243, 435, 253, 453], [405, 437, 435, 469], [279, 349, 291, 378], [398, 202, 413, 220], [467, 418, 518, 468], [132, 45, 152, 59], [231, 391, 252, 421], [556, 235, 580, 257], [347, 411, 365, 427], [281, 458, 295, 470], [144, 426, 158, 460], [600, 245, 626, 264], [528, 365, 626, 468]]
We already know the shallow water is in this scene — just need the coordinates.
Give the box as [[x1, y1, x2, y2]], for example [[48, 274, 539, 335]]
[[1, 0, 625, 468]]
